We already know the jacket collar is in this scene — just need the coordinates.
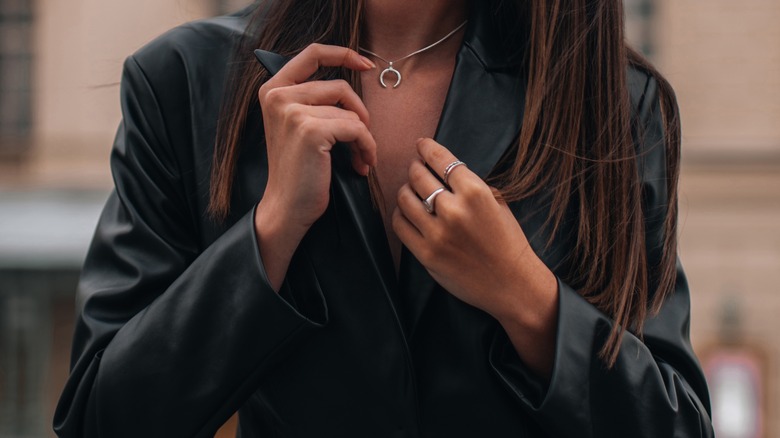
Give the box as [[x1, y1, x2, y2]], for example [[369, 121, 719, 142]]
[[463, 0, 526, 71], [432, 6, 526, 179]]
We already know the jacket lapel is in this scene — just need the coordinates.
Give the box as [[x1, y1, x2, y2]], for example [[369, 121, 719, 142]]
[[329, 150, 400, 308], [399, 2, 527, 338]]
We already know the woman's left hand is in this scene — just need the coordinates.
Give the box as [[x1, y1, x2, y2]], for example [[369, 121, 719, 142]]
[[392, 138, 558, 376]]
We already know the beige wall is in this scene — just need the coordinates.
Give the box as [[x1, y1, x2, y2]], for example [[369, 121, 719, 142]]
[[19, 0, 215, 188], [658, 0, 780, 158]]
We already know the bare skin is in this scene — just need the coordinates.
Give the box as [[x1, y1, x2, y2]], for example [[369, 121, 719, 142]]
[[253, 0, 558, 380], [360, 0, 467, 270]]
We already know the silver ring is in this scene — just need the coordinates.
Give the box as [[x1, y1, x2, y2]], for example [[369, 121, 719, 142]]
[[422, 187, 447, 214], [443, 160, 466, 186]]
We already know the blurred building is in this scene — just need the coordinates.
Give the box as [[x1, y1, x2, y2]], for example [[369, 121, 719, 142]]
[[0, 0, 778, 437], [657, 1, 780, 436], [0, 1, 247, 436]]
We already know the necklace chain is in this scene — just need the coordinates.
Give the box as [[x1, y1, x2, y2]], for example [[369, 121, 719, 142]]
[[359, 20, 468, 88]]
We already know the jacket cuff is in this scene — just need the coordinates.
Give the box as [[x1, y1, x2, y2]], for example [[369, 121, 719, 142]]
[[489, 277, 601, 427], [249, 204, 328, 326]]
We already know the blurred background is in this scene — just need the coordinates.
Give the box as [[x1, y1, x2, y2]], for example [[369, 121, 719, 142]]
[[0, 0, 777, 437]]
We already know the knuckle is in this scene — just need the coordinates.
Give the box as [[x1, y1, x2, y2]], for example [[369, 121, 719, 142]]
[[297, 118, 320, 138], [429, 147, 447, 164], [428, 227, 447, 249], [407, 161, 425, 185], [262, 87, 284, 107], [391, 208, 404, 229], [338, 46, 353, 65], [332, 79, 357, 104], [435, 197, 455, 218], [258, 82, 272, 103], [333, 79, 351, 91], [396, 189, 405, 206], [305, 43, 323, 56], [436, 197, 472, 228], [417, 246, 434, 264], [344, 118, 363, 137], [396, 186, 410, 207], [284, 104, 306, 125], [460, 178, 486, 198], [447, 204, 469, 228], [349, 117, 365, 130]]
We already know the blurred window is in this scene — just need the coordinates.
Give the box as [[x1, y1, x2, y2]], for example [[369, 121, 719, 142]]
[[0, 0, 33, 157]]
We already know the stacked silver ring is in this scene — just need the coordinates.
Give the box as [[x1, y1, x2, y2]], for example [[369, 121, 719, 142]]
[[443, 160, 466, 186]]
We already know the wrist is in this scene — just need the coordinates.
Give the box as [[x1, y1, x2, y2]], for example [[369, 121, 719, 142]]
[[254, 197, 310, 292], [255, 196, 310, 243], [493, 259, 558, 335], [492, 264, 558, 379]]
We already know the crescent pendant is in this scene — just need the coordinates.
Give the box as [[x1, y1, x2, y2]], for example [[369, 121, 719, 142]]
[[379, 64, 402, 89]]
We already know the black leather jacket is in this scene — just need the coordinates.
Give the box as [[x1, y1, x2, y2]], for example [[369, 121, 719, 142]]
[[54, 3, 714, 437]]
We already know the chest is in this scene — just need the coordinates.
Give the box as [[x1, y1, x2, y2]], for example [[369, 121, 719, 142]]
[[359, 66, 454, 264]]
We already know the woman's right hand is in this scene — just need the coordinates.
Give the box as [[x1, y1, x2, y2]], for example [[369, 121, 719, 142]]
[[254, 44, 377, 290]]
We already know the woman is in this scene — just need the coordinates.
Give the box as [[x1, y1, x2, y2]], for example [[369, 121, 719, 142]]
[[54, 0, 714, 436]]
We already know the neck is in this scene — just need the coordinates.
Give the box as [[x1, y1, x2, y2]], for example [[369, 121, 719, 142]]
[[362, 0, 469, 61]]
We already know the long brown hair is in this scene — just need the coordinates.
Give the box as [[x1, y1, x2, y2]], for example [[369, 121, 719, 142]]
[[209, 0, 681, 367]]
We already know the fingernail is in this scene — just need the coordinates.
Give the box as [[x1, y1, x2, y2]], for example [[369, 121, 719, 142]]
[[360, 56, 376, 69]]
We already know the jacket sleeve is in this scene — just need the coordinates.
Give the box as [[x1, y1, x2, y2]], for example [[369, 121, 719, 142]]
[[489, 74, 714, 437], [53, 55, 327, 438]]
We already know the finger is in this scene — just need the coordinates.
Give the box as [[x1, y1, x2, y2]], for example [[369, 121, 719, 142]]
[[288, 103, 361, 122], [273, 44, 375, 86], [391, 205, 424, 250], [282, 104, 374, 175], [416, 138, 476, 193], [349, 144, 369, 176], [407, 159, 448, 210], [396, 183, 437, 232], [292, 105, 366, 173], [317, 118, 377, 172], [283, 80, 370, 127]]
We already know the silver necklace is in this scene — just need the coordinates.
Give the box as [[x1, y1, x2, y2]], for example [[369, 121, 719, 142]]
[[359, 20, 468, 89]]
